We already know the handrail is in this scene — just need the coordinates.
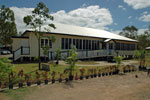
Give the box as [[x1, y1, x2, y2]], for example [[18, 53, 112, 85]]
[[13, 46, 30, 61]]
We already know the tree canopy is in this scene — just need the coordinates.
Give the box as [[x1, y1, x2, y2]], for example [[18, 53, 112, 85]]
[[0, 5, 17, 46], [137, 26, 150, 50], [23, 2, 56, 70], [119, 25, 138, 39]]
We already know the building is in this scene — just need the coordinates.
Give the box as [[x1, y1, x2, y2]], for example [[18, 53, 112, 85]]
[[12, 23, 137, 62]]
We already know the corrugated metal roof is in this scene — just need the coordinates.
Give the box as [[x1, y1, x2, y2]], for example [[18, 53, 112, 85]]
[[27, 23, 137, 42]]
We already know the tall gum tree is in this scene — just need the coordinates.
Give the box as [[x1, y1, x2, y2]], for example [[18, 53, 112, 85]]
[[0, 5, 17, 46], [23, 2, 56, 70], [119, 26, 138, 39]]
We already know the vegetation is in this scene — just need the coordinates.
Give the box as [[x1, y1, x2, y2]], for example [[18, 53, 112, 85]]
[[0, 57, 14, 87], [42, 45, 49, 61], [56, 48, 61, 64], [66, 48, 78, 77], [135, 50, 150, 67], [114, 56, 124, 73], [0, 5, 17, 46], [119, 25, 138, 39], [23, 2, 56, 70]]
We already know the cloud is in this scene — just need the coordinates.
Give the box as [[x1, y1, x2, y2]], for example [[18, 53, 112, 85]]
[[110, 30, 121, 34], [138, 28, 147, 35], [52, 5, 113, 30], [118, 5, 126, 11], [143, 11, 148, 15], [10, 7, 34, 32], [114, 23, 118, 25], [124, 0, 150, 9], [128, 16, 132, 19], [10, 5, 113, 33], [139, 13, 150, 22]]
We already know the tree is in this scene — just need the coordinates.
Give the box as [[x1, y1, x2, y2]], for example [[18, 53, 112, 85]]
[[66, 48, 78, 80], [138, 34, 149, 50], [23, 2, 56, 70], [42, 45, 49, 61], [0, 5, 17, 46], [114, 56, 124, 73], [0, 57, 14, 87], [119, 26, 138, 39], [144, 25, 150, 47], [135, 50, 147, 68], [56, 48, 61, 64]]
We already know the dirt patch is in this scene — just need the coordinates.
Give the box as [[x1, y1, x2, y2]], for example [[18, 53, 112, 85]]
[[22, 72, 150, 100], [0, 94, 8, 100], [59, 60, 138, 67]]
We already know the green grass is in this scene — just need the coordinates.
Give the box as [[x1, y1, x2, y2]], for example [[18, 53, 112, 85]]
[[12, 62, 110, 80], [2, 87, 36, 100], [14, 63, 38, 73]]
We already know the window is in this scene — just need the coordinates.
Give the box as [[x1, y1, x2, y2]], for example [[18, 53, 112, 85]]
[[49, 40, 52, 48], [45, 39, 48, 46], [69, 38, 72, 49], [41, 39, 52, 48], [92, 40, 94, 50], [94, 40, 97, 50], [130, 44, 135, 50], [83, 40, 86, 50], [116, 43, 120, 50], [61, 38, 64, 49], [102, 42, 106, 49], [79, 39, 82, 50], [86, 40, 89, 50], [65, 38, 69, 49], [121, 43, 124, 50], [73, 39, 76, 47], [41, 39, 44, 47], [109, 43, 113, 49], [76, 39, 79, 49], [89, 40, 91, 50], [97, 40, 100, 50]]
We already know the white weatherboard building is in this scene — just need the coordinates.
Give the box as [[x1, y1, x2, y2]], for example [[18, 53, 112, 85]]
[[12, 23, 137, 61]]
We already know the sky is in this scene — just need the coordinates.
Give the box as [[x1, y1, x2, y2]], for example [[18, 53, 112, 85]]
[[0, 0, 150, 34]]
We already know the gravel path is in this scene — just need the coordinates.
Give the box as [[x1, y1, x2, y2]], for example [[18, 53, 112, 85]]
[[59, 60, 138, 67], [24, 72, 150, 100]]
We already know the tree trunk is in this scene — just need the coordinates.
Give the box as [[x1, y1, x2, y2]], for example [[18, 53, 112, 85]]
[[38, 37, 41, 70]]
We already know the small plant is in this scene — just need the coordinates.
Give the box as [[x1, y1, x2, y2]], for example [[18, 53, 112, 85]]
[[89, 69, 94, 78], [93, 69, 97, 78], [56, 48, 61, 64], [58, 72, 62, 83], [86, 69, 90, 79], [25, 73, 31, 86], [75, 72, 78, 80], [114, 56, 124, 74], [51, 71, 56, 84], [80, 68, 85, 80], [64, 69, 69, 82], [98, 68, 101, 77], [8, 71, 16, 89], [66, 48, 78, 81], [17, 69, 24, 88], [35, 71, 41, 85], [42, 71, 49, 84]]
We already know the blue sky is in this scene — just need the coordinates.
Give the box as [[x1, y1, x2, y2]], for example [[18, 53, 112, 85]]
[[0, 0, 150, 34]]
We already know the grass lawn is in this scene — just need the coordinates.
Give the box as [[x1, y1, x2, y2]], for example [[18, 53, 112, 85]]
[[12, 61, 112, 80], [0, 87, 36, 100]]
